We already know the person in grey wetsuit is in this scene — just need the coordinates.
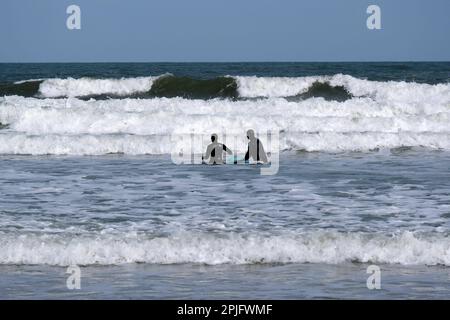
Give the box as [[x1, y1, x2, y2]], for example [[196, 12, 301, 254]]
[[244, 129, 268, 163], [203, 133, 233, 164]]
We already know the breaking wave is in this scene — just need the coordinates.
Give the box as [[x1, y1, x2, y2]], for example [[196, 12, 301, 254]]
[[37, 76, 156, 98], [1, 73, 447, 101], [0, 74, 449, 154], [0, 231, 449, 266]]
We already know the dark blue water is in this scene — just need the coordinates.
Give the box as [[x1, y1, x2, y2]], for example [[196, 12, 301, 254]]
[[1, 62, 449, 83]]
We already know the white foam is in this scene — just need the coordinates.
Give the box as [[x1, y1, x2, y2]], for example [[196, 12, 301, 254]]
[[236, 74, 450, 105], [328, 74, 450, 105], [2, 97, 449, 135], [0, 231, 449, 266], [13, 79, 45, 84], [235, 76, 322, 98], [1, 74, 450, 155], [0, 133, 172, 155], [0, 132, 449, 155], [37, 77, 156, 97]]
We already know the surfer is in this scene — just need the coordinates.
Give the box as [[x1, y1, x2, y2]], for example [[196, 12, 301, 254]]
[[245, 129, 268, 163], [203, 133, 233, 164]]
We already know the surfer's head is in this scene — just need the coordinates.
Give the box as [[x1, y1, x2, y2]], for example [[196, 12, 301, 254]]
[[211, 133, 218, 142], [246, 129, 255, 140]]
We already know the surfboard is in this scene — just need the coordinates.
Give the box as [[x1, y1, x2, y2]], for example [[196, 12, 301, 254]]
[[201, 156, 269, 165], [226, 155, 245, 164]]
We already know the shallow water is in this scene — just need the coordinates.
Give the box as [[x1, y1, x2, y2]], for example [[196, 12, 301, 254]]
[[1, 263, 449, 299], [0, 152, 449, 298]]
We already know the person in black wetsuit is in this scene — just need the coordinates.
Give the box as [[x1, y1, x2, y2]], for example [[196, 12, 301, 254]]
[[203, 133, 233, 164], [245, 129, 268, 163]]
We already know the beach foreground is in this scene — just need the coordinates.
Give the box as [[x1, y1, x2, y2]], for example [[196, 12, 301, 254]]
[[0, 153, 449, 299], [1, 262, 449, 299]]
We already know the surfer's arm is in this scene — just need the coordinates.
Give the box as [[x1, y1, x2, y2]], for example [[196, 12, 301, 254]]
[[223, 144, 233, 155], [203, 145, 212, 160], [244, 146, 250, 162]]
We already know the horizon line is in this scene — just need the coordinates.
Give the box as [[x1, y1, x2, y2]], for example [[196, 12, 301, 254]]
[[1, 60, 449, 64]]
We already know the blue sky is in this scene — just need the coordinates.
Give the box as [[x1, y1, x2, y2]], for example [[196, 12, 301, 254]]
[[1, 0, 449, 62]]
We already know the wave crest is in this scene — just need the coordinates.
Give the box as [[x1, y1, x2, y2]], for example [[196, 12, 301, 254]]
[[1, 74, 448, 103], [37, 76, 156, 98], [0, 231, 449, 266]]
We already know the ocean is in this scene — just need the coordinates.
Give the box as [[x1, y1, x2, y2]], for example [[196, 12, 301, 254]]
[[0, 62, 449, 299]]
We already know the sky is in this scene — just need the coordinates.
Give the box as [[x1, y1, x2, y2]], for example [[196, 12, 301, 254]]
[[0, 0, 449, 62]]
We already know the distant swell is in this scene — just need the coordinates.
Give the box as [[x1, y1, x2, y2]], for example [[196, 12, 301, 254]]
[[0, 231, 449, 266]]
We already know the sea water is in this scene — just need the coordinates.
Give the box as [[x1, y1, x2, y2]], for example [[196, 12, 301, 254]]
[[0, 63, 449, 299]]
